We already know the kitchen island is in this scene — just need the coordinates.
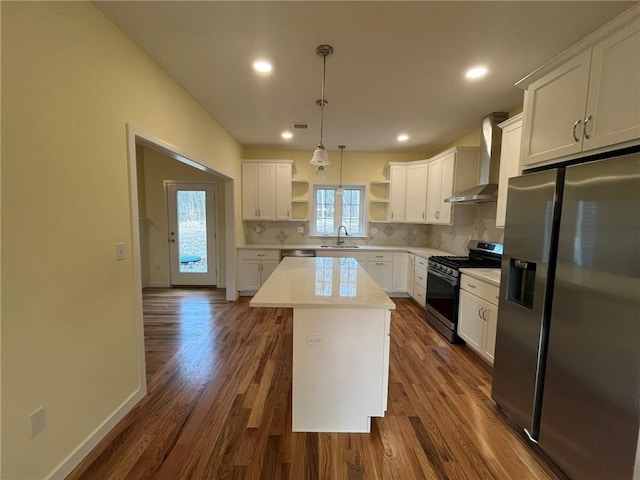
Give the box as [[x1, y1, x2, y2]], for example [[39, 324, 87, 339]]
[[250, 256, 396, 433]]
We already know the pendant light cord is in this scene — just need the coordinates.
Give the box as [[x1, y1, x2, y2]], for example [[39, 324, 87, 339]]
[[319, 54, 326, 147], [339, 145, 345, 188]]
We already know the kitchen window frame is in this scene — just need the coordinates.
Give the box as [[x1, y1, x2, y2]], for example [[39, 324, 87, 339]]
[[311, 184, 367, 237]]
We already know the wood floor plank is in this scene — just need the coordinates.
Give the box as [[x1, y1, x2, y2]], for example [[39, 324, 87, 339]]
[[67, 287, 564, 480]]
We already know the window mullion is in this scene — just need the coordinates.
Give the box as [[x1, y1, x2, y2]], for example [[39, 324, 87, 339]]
[[334, 190, 342, 231]]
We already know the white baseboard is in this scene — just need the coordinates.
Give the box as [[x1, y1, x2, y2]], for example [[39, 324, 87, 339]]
[[46, 387, 146, 480], [147, 281, 170, 288]]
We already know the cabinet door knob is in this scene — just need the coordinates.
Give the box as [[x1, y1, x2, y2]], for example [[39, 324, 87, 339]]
[[572, 119, 582, 142], [584, 115, 593, 139]]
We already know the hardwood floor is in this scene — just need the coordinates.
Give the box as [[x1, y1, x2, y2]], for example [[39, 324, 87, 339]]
[[68, 288, 563, 480]]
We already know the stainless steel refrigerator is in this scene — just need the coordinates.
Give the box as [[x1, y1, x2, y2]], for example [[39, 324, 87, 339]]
[[491, 150, 640, 479]]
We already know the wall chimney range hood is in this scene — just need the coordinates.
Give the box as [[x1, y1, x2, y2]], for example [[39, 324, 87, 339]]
[[445, 112, 509, 204]]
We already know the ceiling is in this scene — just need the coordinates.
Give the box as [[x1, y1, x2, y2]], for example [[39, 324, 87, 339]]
[[95, 1, 634, 153]]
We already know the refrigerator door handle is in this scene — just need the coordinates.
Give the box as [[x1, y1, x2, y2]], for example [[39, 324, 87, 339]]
[[514, 259, 530, 269]]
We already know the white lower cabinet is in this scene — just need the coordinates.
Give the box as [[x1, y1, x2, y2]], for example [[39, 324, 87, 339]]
[[406, 254, 415, 297], [392, 252, 408, 292], [411, 255, 428, 307], [367, 251, 393, 292], [238, 250, 279, 293], [457, 274, 499, 364]]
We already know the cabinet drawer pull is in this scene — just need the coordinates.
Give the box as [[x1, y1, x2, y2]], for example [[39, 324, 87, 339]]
[[257, 254, 265, 257], [375, 262, 384, 266], [584, 115, 592, 139], [572, 119, 582, 142], [417, 275, 424, 280], [467, 283, 477, 288]]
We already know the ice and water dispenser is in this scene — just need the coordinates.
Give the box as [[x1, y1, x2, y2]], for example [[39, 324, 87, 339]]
[[507, 258, 536, 309]]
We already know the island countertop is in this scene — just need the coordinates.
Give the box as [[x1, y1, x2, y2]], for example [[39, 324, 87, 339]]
[[250, 257, 396, 310]]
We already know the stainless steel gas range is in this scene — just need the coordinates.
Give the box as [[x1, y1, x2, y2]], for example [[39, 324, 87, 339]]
[[425, 240, 503, 343]]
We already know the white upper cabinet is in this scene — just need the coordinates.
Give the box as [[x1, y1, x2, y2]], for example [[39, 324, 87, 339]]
[[426, 157, 443, 223], [256, 163, 276, 220], [242, 160, 293, 221], [496, 114, 524, 229], [584, 19, 640, 151], [387, 161, 429, 224], [426, 147, 479, 225], [520, 50, 591, 165], [520, 14, 640, 166], [275, 163, 292, 220], [405, 163, 429, 223], [388, 164, 407, 222]]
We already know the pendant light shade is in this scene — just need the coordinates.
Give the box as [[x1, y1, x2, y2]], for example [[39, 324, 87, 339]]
[[336, 145, 346, 195], [315, 166, 327, 180], [310, 45, 333, 166], [310, 146, 330, 166]]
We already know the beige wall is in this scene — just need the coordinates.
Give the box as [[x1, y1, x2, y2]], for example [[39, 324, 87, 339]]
[[142, 147, 226, 287], [1, 2, 241, 478]]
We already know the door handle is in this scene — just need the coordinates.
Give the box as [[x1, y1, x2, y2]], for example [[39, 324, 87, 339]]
[[572, 119, 582, 142], [584, 115, 592, 139], [169, 239, 176, 243]]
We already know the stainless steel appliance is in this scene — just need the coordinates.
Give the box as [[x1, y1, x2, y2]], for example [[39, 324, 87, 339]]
[[425, 240, 502, 342], [492, 149, 640, 479], [280, 249, 316, 261]]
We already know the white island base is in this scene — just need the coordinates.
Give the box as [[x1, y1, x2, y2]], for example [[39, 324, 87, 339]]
[[250, 257, 395, 433], [293, 307, 390, 432]]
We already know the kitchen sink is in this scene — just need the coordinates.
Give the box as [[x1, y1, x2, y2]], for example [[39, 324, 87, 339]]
[[320, 245, 360, 248]]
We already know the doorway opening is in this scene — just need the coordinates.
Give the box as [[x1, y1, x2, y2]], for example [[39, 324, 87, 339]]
[[166, 182, 217, 286], [126, 124, 237, 396]]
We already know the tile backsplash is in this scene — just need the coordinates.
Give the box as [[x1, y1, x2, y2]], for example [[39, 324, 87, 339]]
[[244, 221, 431, 246], [244, 203, 503, 254], [426, 203, 504, 255]]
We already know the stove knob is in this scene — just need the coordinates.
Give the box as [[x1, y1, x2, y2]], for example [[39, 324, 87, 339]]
[[447, 268, 453, 275]]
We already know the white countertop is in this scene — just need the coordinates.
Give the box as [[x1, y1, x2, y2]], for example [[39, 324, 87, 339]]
[[459, 268, 502, 287], [250, 257, 396, 309], [238, 244, 454, 258]]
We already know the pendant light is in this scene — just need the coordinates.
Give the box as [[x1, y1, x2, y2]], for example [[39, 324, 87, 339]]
[[336, 145, 346, 195], [310, 45, 334, 166], [315, 165, 327, 180]]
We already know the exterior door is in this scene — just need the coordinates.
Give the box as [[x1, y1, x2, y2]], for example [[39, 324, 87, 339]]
[[167, 183, 217, 286]]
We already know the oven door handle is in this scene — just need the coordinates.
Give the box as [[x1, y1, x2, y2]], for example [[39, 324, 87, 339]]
[[427, 267, 458, 287]]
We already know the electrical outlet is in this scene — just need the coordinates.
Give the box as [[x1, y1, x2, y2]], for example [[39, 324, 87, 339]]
[[115, 243, 126, 261], [255, 225, 261, 233], [297, 226, 304, 234], [29, 406, 46, 437], [371, 227, 378, 235], [306, 335, 324, 346]]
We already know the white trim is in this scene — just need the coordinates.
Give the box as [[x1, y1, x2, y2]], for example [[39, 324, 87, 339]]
[[224, 179, 237, 301], [125, 124, 148, 401], [147, 281, 171, 288], [311, 184, 367, 236], [46, 387, 145, 480]]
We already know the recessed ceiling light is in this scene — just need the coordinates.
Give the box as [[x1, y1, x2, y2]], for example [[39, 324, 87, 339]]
[[397, 134, 409, 142], [466, 65, 488, 79], [281, 131, 293, 139], [253, 60, 272, 74]]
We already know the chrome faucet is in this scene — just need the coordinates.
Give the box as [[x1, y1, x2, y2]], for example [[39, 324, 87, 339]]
[[337, 225, 349, 246]]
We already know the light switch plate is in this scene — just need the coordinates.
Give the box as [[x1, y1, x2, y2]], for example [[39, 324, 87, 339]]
[[116, 243, 125, 261]]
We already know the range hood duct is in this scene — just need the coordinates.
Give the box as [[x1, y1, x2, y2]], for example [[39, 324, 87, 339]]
[[445, 112, 509, 203]]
